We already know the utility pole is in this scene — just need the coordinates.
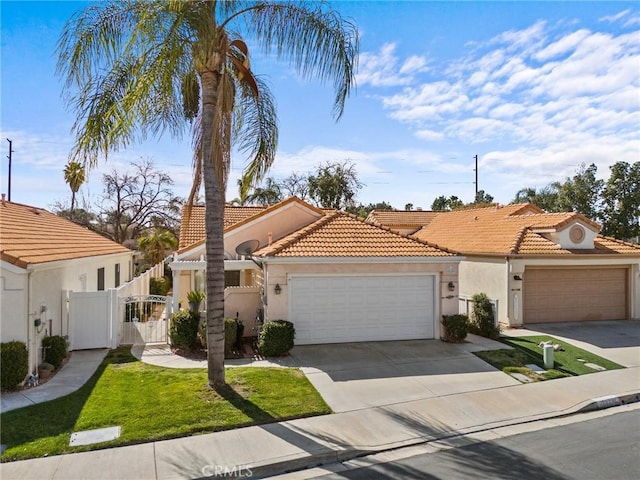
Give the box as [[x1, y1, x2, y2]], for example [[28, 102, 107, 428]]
[[473, 154, 478, 201], [6, 138, 13, 201]]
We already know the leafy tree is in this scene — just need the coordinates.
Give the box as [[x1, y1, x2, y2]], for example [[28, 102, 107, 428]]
[[138, 229, 178, 266], [473, 190, 494, 205], [308, 160, 364, 209], [348, 201, 393, 218], [58, 1, 357, 387], [555, 163, 603, 219], [512, 183, 561, 212], [431, 195, 463, 211], [245, 177, 283, 205], [98, 159, 182, 244], [404, 203, 413, 211], [63, 160, 85, 211], [600, 161, 640, 241]]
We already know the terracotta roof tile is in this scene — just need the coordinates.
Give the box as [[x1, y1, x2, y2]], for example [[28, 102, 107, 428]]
[[255, 211, 454, 257], [413, 203, 639, 256], [178, 204, 265, 248], [178, 197, 324, 251], [0, 201, 130, 268], [366, 210, 438, 228]]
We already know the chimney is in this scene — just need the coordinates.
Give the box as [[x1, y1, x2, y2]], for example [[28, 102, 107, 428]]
[[268, 232, 273, 246], [1, 193, 5, 205], [416, 207, 422, 211]]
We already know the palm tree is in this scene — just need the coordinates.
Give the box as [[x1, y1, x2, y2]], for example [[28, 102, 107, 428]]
[[137, 229, 177, 266], [245, 177, 283, 205], [63, 160, 85, 210], [57, 1, 358, 387]]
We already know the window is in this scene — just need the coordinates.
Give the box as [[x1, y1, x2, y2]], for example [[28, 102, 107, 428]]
[[115, 263, 120, 287], [97, 267, 105, 291], [225, 271, 241, 287]]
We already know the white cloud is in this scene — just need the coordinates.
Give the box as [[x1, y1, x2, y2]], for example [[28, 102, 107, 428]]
[[599, 9, 631, 23], [356, 43, 429, 87]]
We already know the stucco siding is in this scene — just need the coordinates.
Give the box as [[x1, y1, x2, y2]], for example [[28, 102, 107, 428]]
[[459, 259, 508, 324]]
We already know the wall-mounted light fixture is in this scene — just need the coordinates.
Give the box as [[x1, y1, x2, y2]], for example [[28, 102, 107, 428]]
[[513, 275, 523, 281], [34, 318, 42, 327], [448, 281, 455, 292], [274, 283, 282, 295]]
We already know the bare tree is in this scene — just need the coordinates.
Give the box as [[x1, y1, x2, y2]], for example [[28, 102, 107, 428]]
[[98, 158, 182, 244]]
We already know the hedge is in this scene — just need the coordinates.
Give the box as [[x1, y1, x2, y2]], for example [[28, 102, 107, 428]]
[[441, 314, 469, 343], [42, 335, 68, 369], [1, 341, 29, 391], [258, 320, 295, 357], [169, 310, 200, 349]]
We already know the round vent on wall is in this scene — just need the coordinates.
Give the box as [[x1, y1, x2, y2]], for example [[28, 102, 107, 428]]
[[569, 225, 585, 243]]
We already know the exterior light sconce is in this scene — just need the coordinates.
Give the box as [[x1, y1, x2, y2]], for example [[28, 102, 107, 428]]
[[274, 283, 282, 295], [447, 281, 455, 292], [513, 275, 523, 281]]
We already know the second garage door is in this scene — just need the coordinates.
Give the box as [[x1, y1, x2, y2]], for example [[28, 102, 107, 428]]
[[289, 275, 436, 345], [524, 267, 628, 323]]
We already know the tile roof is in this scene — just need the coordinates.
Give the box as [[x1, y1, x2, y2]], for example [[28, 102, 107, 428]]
[[366, 210, 439, 229], [0, 200, 130, 268], [178, 204, 266, 248], [255, 211, 454, 258], [413, 203, 640, 256]]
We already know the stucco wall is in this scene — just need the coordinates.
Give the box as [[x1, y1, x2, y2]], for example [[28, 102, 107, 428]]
[[1, 252, 132, 376], [263, 260, 459, 324], [224, 204, 322, 258], [0, 264, 28, 344], [224, 287, 262, 336], [459, 258, 508, 324]]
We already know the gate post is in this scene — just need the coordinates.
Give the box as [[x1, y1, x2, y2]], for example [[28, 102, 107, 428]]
[[108, 289, 119, 348]]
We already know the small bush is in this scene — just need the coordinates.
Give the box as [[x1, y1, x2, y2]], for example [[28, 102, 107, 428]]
[[42, 336, 68, 369], [441, 314, 469, 343], [198, 317, 207, 349], [169, 310, 200, 349], [225, 317, 238, 355], [258, 320, 295, 357], [149, 277, 171, 296], [1, 341, 28, 391], [470, 293, 500, 339]]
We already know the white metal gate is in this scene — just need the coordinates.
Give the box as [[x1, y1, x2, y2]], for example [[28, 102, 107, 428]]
[[69, 290, 111, 350], [119, 295, 172, 345]]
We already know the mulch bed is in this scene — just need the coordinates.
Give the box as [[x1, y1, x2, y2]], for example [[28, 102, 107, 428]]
[[171, 338, 260, 361]]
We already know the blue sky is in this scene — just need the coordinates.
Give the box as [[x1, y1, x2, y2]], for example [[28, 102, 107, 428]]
[[1, 1, 639, 211]]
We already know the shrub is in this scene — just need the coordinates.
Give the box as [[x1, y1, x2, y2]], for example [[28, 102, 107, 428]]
[[0, 341, 28, 391], [225, 317, 238, 355], [470, 293, 500, 339], [169, 310, 200, 349], [149, 277, 171, 296], [441, 314, 469, 343], [198, 317, 207, 349], [258, 320, 295, 357], [42, 335, 68, 368]]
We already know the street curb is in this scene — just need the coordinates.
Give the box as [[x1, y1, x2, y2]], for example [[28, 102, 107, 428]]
[[576, 391, 640, 413], [246, 391, 640, 479]]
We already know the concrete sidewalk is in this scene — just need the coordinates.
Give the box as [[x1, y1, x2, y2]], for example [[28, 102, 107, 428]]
[[2, 365, 638, 480], [0, 349, 108, 414]]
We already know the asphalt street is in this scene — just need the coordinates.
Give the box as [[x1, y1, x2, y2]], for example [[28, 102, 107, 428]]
[[306, 406, 640, 480]]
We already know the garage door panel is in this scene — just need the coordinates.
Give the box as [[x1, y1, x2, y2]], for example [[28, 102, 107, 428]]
[[524, 268, 627, 323], [290, 275, 435, 344]]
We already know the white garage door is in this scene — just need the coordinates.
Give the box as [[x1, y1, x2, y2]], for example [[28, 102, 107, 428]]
[[289, 275, 435, 345]]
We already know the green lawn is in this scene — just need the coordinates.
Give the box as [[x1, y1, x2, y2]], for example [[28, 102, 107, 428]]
[[475, 335, 624, 382], [0, 348, 331, 462]]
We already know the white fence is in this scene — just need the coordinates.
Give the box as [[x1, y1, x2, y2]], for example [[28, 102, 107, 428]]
[[68, 262, 167, 349]]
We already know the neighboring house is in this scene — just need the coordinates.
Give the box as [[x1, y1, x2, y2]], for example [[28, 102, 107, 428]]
[[405, 203, 640, 327], [170, 197, 461, 344], [366, 209, 438, 236], [0, 198, 133, 374]]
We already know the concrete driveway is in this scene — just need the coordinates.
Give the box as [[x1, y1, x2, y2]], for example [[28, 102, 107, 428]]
[[284, 335, 519, 413], [507, 320, 640, 368]]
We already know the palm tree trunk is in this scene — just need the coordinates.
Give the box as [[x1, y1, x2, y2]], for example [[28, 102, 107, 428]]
[[201, 67, 226, 387], [71, 191, 76, 211]]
